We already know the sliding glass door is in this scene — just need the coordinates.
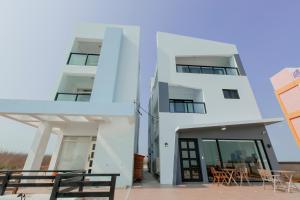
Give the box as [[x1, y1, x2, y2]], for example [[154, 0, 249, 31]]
[[202, 139, 270, 181]]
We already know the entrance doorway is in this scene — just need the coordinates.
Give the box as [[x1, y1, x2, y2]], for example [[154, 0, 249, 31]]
[[179, 138, 202, 182]]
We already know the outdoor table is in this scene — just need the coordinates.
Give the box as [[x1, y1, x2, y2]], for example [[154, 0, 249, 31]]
[[222, 168, 238, 185], [272, 170, 299, 192]]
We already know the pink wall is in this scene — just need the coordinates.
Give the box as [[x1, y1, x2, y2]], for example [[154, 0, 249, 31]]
[[280, 86, 300, 113], [271, 67, 300, 90]]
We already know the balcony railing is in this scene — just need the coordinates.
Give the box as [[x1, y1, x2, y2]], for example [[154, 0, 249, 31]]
[[55, 92, 91, 102], [67, 53, 100, 66], [169, 100, 207, 114], [176, 65, 239, 76]]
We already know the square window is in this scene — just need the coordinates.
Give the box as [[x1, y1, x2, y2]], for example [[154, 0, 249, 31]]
[[223, 89, 240, 99]]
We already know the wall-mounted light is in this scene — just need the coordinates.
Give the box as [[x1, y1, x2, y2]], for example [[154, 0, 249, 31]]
[[267, 144, 272, 148], [164, 142, 168, 148], [262, 130, 267, 135], [221, 127, 227, 131]]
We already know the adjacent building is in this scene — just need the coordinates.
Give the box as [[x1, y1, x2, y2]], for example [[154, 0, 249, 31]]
[[148, 32, 281, 184], [271, 67, 300, 148], [0, 23, 140, 187]]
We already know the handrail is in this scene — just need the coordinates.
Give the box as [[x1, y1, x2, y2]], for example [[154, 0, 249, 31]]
[[0, 170, 119, 200]]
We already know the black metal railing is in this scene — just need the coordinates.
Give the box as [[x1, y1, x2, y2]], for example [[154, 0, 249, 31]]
[[169, 100, 207, 114], [176, 65, 239, 76], [67, 53, 100, 66], [0, 170, 119, 200], [55, 93, 91, 102]]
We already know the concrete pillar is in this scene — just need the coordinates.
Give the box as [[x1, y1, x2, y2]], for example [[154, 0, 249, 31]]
[[23, 122, 52, 170], [48, 133, 63, 170], [90, 27, 123, 103], [92, 117, 135, 187]]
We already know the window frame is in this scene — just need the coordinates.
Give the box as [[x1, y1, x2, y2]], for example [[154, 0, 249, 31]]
[[222, 89, 240, 99]]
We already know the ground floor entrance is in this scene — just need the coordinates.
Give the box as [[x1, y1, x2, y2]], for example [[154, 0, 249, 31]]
[[178, 138, 272, 183], [56, 136, 97, 172], [202, 139, 271, 181], [179, 138, 202, 182]]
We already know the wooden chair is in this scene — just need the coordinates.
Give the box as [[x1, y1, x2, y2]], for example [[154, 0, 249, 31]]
[[235, 167, 250, 185], [210, 167, 228, 185], [258, 169, 286, 192]]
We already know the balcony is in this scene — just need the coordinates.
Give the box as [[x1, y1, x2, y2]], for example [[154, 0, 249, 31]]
[[67, 53, 100, 66], [55, 92, 91, 102], [176, 65, 239, 76], [169, 99, 206, 114]]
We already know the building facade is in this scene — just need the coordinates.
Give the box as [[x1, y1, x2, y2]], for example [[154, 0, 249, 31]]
[[271, 67, 300, 148], [148, 32, 281, 184], [0, 23, 140, 187]]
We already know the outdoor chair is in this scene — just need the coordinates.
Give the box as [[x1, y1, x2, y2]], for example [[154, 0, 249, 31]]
[[258, 169, 287, 192], [235, 167, 250, 185], [210, 167, 229, 185]]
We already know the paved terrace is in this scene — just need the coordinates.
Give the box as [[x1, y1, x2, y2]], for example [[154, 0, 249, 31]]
[[1, 171, 299, 200]]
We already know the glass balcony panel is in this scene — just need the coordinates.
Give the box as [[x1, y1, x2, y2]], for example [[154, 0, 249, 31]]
[[226, 68, 239, 75], [86, 55, 99, 66], [56, 94, 77, 101], [176, 65, 190, 73], [193, 103, 206, 114], [201, 67, 214, 74], [186, 102, 194, 113], [214, 67, 226, 75], [76, 94, 91, 102], [174, 102, 186, 112], [68, 54, 87, 66], [189, 66, 201, 73]]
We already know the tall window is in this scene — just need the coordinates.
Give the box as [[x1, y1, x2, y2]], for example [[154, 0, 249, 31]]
[[223, 89, 240, 99], [202, 139, 270, 182]]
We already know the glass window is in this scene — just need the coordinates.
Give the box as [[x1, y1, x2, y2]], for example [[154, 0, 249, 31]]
[[218, 140, 264, 176], [169, 100, 175, 112], [223, 89, 240, 99], [214, 67, 226, 75], [201, 67, 214, 74], [68, 54, 87, 65], [174, 101, 186, 112], [181, 141, 188, 149], [56, 94, 77, 101], [257, 140, 271, 170], [193, 103, 206, 114], [181, 150, 188, 158], [189, 66, 201, 73], [77, 94, 91, 102], [176, 65, 190, 73], [86, 55, 99, 66], [226, 68, 239, 76]]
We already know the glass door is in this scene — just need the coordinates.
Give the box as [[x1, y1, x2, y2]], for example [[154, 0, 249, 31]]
[[179, 138, 202, 182]]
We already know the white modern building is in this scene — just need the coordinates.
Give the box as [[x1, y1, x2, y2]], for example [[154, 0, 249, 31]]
[[0, 23, 140, 187], [148, 32, 282, 184]]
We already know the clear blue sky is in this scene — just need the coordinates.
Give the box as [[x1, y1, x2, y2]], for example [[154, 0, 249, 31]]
[[0, 0, 299, 161]]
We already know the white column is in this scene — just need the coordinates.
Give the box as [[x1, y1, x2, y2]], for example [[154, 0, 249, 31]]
[[48, 133, 63, 170], [23, 122, 52, 170]]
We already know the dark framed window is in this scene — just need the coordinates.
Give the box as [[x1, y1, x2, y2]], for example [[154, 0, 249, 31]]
[[202, 139, 271, 182], [223, 89, 240, 99]]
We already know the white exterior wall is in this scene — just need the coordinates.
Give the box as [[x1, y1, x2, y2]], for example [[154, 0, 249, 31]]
[[151, 32, 263, 184], [0, 23, 140, 187]]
